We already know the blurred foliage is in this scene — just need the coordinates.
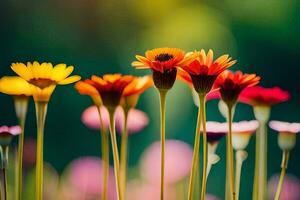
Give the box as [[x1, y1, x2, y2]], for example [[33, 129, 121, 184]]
[[1, 0, 300, 199]]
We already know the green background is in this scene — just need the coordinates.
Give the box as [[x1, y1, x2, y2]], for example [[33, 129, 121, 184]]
[[0, 0, 300, 199]]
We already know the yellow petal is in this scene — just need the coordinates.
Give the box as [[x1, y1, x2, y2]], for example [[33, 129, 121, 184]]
[[58, 75, 81, 85], [11, 63, 32, 80], [206, 49, 214, 66], [0, 76, 32, 96]]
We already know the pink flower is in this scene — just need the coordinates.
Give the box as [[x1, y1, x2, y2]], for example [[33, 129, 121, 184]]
[[81, 106, 149, 134], [0, 125, 21, 146], [205, 121, 227, 144], [232, 120, 259, 134], [60, 157, 116, 200], [268, 174, 300, 200], [140, 140, 193, 185], [269, 121, 300, 134]]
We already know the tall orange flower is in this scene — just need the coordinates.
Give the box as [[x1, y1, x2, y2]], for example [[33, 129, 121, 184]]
[[180, 49, 236, 94], [214, 70, 260, 106], [132, 47, 194, 90]]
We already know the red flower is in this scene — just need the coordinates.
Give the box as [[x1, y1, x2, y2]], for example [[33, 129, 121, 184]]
[[214, 70, 260, 105], [239, 86, 290, 106]]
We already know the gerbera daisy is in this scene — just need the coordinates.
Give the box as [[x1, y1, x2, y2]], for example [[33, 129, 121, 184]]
[[132, 47, 194, 90], [11, 62, 80, 102], [239, 86, 290, 107]]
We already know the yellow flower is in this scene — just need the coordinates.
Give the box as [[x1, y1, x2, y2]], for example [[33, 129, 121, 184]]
[[0, 76, 32, 96], [11, 62, 81, 102]]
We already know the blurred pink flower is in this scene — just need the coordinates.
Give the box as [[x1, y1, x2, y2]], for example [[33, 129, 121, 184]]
[[232, 120, 259, 134], [60, 157, 116, 200], [205, 121, 227, 144], [0, 125, 21, 146], [268, 174, 300, 200], [23, 138, 37, 167], [269, 121, 300, 134], [126, 180, 176, 200], [0, 125, 21, 136], [140, 140, 193, 185], [205, 194, 220, 200], [81, 106, 149, 134]]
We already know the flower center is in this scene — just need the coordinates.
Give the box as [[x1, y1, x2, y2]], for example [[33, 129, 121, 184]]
[[155, 53, 174, 62], [29, 78, 56, 89]]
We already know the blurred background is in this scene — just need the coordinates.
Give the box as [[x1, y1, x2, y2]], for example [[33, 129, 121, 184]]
[[0, 0, 300, 199]]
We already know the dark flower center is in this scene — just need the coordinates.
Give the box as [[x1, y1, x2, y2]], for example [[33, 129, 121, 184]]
[[29, 78, 56, 89], [155, 53, 174, 62]]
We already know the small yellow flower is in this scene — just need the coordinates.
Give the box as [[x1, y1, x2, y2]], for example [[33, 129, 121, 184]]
[[11, 61, 81, 102], [0, 76, 32, 96]]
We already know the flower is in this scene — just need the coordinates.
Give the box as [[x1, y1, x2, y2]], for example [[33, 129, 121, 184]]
[[205, 121, 227, 144], [11, 62, 81, 102], [0, 76, 32, 96], [232, 120, 259, 150], [122, 75, 153, 108], [269, 121, 300, 151], [0, 125, 21, 146], [140, 140, 193, 185], [268, 174, 300, 200], [132, 47, 194, 90], [60, 157, 116, 200], [75, 74, 134, 108], [239, 86, 290, 107], [214, 70, 260, 106], [180, 49, 236, 94], [81, 106, 149, 134]]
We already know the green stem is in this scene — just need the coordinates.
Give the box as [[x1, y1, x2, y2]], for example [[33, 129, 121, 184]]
[[187, 94, 202, 200], [200, 94, 208, 200], [108, 107, 122, 200], [252, 129, 259, 200], [2, 168, 7, 200], [34, 102, 48, 200], [120, 109, 129, 199], [159, 89, 167, 200], [14, 96, 28, 200], [257, 121, 267, 200], [274, 150, 289, 200], [97, 107, 109, 200], [235, 150, 247, 200], [226, 105, 235, 200]]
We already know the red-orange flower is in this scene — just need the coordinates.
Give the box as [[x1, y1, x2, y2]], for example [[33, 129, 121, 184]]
[[214, 70, 260, 105], [180, 49, 236, 94], [239, 86, 290, 107], [132, 47, 195, 90], [75, 74, 134, 108]]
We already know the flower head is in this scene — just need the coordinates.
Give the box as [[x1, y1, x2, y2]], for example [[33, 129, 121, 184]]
[[269, 121, 300, 151], [232, 120, 259, 150], [75, 74, 134, 108], [0, 76, 32, 96], [82, 106, 149, 134], [239, 86, 290, 107], [11, 62, 81, 102], [180, 49, 236, 94], [214, 70, 260, 106], [0, 125, 21, 146], [121, 75, 153, 108], [205, 121, 227, 144], [140, 140, 193, 184], [132, 48, 194, 90]]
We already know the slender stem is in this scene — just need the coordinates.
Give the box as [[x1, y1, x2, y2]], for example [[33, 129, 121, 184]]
[[257, 121, 267, 200], [120, 109, 129, 199], [34, 102, 48, 200], [274, 150, 289, 200], [108, 107, 122, 200], [14, 96, 28, 200], [187, 93, 202, 200], [200, 94, 208, 200], [2, 168, 7, 200], [97, 107, 109, 200], [159, 89, 167, 200], [235, 150, 247, 200], [226, 105, 235, 200], [252, 129, 259, 200]]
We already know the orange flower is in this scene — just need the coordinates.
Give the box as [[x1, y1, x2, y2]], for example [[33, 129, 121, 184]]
[[180, 49, 236, 94], [75, 74, 134, 108], [132, 47, 195, 90], [121, 75, 153, 109], [214, 70, 260, 106]]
